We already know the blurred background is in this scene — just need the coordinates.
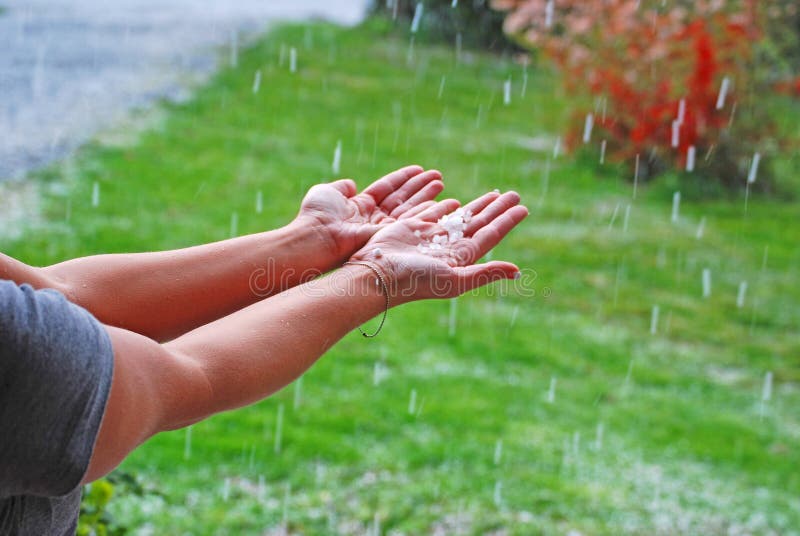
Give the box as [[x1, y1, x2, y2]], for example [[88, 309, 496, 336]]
[[1, 1, 798, 534]]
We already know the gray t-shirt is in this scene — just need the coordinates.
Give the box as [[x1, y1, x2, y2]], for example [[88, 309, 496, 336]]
[[0, 280, 114, 535]]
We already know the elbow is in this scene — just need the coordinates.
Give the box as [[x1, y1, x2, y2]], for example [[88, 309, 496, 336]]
[[156, 346, 217, 432], [39, 265, 78, 302]]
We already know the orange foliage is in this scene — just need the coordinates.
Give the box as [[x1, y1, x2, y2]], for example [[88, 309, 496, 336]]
[[492, 0, 764, 175]]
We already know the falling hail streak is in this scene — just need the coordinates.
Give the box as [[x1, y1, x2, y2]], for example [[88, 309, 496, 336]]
[[695, 216, 706, 239], [293, 376, 303, 410], [671, 120, 680, 148], [493, 481, 503, 507], [545, 0, 555, 28], [671, 191, 681, 223], [716, 76, 731, 110], [553, 137, 562, 159], [448, 299, 457, 337], [747, 152, 761, 184], [521, 68, 528, 98], [410, 3, 424, 34], [686, 145, 696, 172], [650, 305, 660, 335], [762, 371, 773, 401], [274, 403, 284, 454], [547, 376, 557, 403], [608, 203, 620, 230], [623, 359, 634, 391], [736, 281, 748, 308], [594, 422, 604, 450], [759, 371, 773, 420], [582, 113, 594, 144], [230, 212, 238, 238], [222, 477, 231, 502], [332, 140, 342, 175]]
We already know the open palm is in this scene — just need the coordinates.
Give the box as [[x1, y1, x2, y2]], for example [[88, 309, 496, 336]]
[[350, 191, 529, 303], [299, 165, 445, 261]]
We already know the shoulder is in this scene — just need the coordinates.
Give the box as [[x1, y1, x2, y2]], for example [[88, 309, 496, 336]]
[[0, 278, 108, 364], [0, 280, 110, 354], [0, 279, 114, 497]]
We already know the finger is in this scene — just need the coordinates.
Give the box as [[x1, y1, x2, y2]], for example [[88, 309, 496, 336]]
[[362, 165, 425, 204], [389, 180, 444, 218], [416, 198, 461, 222], [470, 205, 529, 260], [354, 223, 383, 245], [462, 191, 500, 217], [403, 218, 438, 235], [453, 261, 521, 294], [465, 191, 521, 236], [397, 200, 437, 220], [330, 179, 357, 197], [380, 169, 442, 213]]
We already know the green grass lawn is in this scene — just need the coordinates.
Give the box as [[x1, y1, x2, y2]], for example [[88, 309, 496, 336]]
[[3, 19, 800, 535]]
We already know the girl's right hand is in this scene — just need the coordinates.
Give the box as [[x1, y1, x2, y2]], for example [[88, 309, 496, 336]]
[[349, 191, 528, 305]]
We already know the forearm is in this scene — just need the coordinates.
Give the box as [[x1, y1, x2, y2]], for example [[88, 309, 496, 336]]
[[163, 264, 385, 422], [41, 217, 339, 341], [84, 263, 386, 482]]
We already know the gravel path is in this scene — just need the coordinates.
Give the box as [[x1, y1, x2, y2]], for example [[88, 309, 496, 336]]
[[0, 0, 366, 181]]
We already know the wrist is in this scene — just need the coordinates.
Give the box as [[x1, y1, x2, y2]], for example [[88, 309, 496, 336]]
[[345, 251, 418, 306], [285, 216, 343, 271], [334, 262, 392, 312]]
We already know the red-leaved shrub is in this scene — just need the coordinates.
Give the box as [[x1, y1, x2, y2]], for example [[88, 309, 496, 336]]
[[492, 0, 774, 187]]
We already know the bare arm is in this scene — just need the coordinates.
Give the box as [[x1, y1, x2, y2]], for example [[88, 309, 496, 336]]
[[39, 221, 333, 341], [84, 263, 388, 482], [2, 167, 443, 341], [82, 191, 527, 482]]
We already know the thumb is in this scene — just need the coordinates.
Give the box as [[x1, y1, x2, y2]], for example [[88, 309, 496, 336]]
[[330, 179, 357, 197], [452, 261, 520, 294]]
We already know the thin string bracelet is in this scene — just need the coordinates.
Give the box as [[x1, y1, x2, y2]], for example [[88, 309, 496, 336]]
[[343, 260, 389, 338]]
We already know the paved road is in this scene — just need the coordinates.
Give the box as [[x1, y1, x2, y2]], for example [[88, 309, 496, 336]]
[[0, 0, 366, 180]]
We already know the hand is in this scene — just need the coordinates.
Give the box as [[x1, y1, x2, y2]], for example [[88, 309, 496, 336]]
[[297, 165, 445, 263], [349, 191, 529, 304]]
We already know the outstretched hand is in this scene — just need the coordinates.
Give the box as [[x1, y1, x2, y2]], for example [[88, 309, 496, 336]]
[[349, 190, 529, 304], [297, 165, 445, 262]]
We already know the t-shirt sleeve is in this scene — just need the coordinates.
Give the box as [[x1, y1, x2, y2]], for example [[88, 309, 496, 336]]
[[0, 279, 114, 498]]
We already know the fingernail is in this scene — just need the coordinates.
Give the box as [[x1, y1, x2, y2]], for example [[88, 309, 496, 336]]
[[513, 272, 521, 280]]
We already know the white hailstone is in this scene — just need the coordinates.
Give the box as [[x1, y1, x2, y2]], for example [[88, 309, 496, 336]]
[[373, 248, 383, 258], [415, 209, 474, 255], [437, 208, 472, 243]]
